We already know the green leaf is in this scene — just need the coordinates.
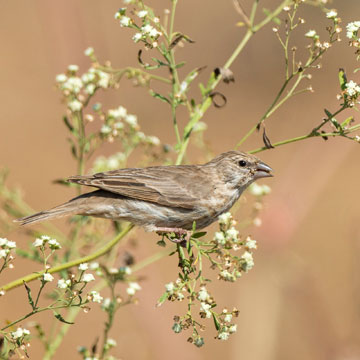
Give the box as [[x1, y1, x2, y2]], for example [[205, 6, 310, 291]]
[[150, 90, 171, 104], [23, 281, 35, 310], [152, 58, 168, 67], [338, 68, 347, 91], [199, 83, 207, 97], [324, 109, 333, 118], [156, 239, 166, 247], [63, 116, 76, 135], [191, 232, 207, 239], [175, 62, 186, 69], [54, 313, 74, 324], [341, 116, 354, 127], [157, 292, 168, 306], [212, 312, 221, 331]]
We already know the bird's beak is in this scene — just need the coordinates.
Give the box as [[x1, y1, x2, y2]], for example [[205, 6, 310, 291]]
[[254, 161, 273, 179]]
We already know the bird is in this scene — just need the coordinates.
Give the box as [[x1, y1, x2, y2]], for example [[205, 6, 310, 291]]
[[14, 151, 273, 235]]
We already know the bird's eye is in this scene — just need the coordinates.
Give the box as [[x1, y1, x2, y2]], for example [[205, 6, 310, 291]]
[[239, 160, 247, 167]]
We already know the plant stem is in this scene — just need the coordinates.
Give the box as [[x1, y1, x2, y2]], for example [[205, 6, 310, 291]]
[[248, 124, 360, 154], [0, 225, 134, 293]]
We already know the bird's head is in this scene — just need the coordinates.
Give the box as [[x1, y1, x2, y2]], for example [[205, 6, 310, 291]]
[[207, 151, 273, 189]]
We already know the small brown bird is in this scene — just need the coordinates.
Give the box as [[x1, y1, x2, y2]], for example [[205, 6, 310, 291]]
[[15, 151, 272, 233]]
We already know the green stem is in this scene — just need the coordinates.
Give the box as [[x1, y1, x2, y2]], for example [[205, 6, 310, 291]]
[[248, 124, 360, 154], [99, 66, 171, 84], [0, 225, 134, 293]]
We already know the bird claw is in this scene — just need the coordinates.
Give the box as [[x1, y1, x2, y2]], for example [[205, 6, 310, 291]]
[[155, 227, 190, 246]]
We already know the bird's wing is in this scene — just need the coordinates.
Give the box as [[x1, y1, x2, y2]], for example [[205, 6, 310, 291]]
[[67, 166, 213, 210]]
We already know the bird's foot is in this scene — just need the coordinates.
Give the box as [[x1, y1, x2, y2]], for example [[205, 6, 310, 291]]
[[155, 227, 190, 246]]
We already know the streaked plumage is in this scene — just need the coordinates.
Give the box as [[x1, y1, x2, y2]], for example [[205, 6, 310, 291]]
[[15, 151, 273, 231]]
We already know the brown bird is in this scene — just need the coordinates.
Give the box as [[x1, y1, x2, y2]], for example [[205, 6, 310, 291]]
[[15, 151, 272, 233]]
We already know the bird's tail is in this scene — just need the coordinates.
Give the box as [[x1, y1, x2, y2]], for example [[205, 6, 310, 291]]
[[14, 203, 78, 226]]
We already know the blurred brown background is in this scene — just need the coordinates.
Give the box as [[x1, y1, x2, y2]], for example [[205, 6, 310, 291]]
[[1, 0, 360, 359]]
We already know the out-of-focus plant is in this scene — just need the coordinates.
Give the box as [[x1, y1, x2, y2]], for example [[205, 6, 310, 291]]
[[1, 0, 360, 358]]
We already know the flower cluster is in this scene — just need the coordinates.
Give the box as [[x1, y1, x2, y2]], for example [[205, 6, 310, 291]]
[[0, 237, 16, 272], [346, 21, 360, 41], [114, 7, 162, 47], [163, 279, 186, 301], [215, 308, 239, 341], [212, 213, 257, 281], [56, 59, 112, 112], [89, 104, 160, 172], [345, 80, 360, 99], [304, 9, 341, 50], [33, 235, 61, 250]]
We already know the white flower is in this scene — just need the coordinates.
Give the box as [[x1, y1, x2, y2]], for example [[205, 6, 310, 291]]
[[5, 240, 16, 249], [197, 287, 209, 301], [100, 124, 112, 134], [345, 80, 360, 96], [141, 24, 153, 34], [120, 16, 131, 27], [149, 28, 161, 38], [106, 338, 117, 347], [0, 238, 8, 247], [241, 251, 255, 271], [326, 10, 337, 19], [48, 239, 61, 249], [82, 273, 95, 282], [245, 236, 257, 249], [346, 21, 360, 38], [253, 217, 262, 227], [249, 183, 270, 196], [11, 327, 30, 339], [146, 136, 160, 146], [226, 227, 239, 241], [108, 106, 127, 119], [102, 298, 111, 310], [68, 99, 83, 112], [305, 30, 317, 38], [125, 114, 138, 127], [224, 314, 232, 322], [229, 324, 237, 333], [165, 282, 175, 294], [57, 278, 71, 289], [126, 282, 141, 295], [41, 235, 51, 241], [137, 10, 148, 18], [90, 291, 103, 303], [82, 72, 95, 83], [90, 262, 100, 270], [96, 71, 110, 88], [200, 302, 212, 318], [85, 84, 96, 95], [218, 331, 230, 340], [218, 212, 232, 225], [33, 238, 44, 247], [0, 249, 9, 258], [43, 273, 54, 282], [62, 77, 83, 93], [213, 231, 225, 245], [56, 74, 67, 83], [133, 33, 143, 42], [79, 263, 89, 271], [68, 64, 79, 72], [84, 47, 94, 56]]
